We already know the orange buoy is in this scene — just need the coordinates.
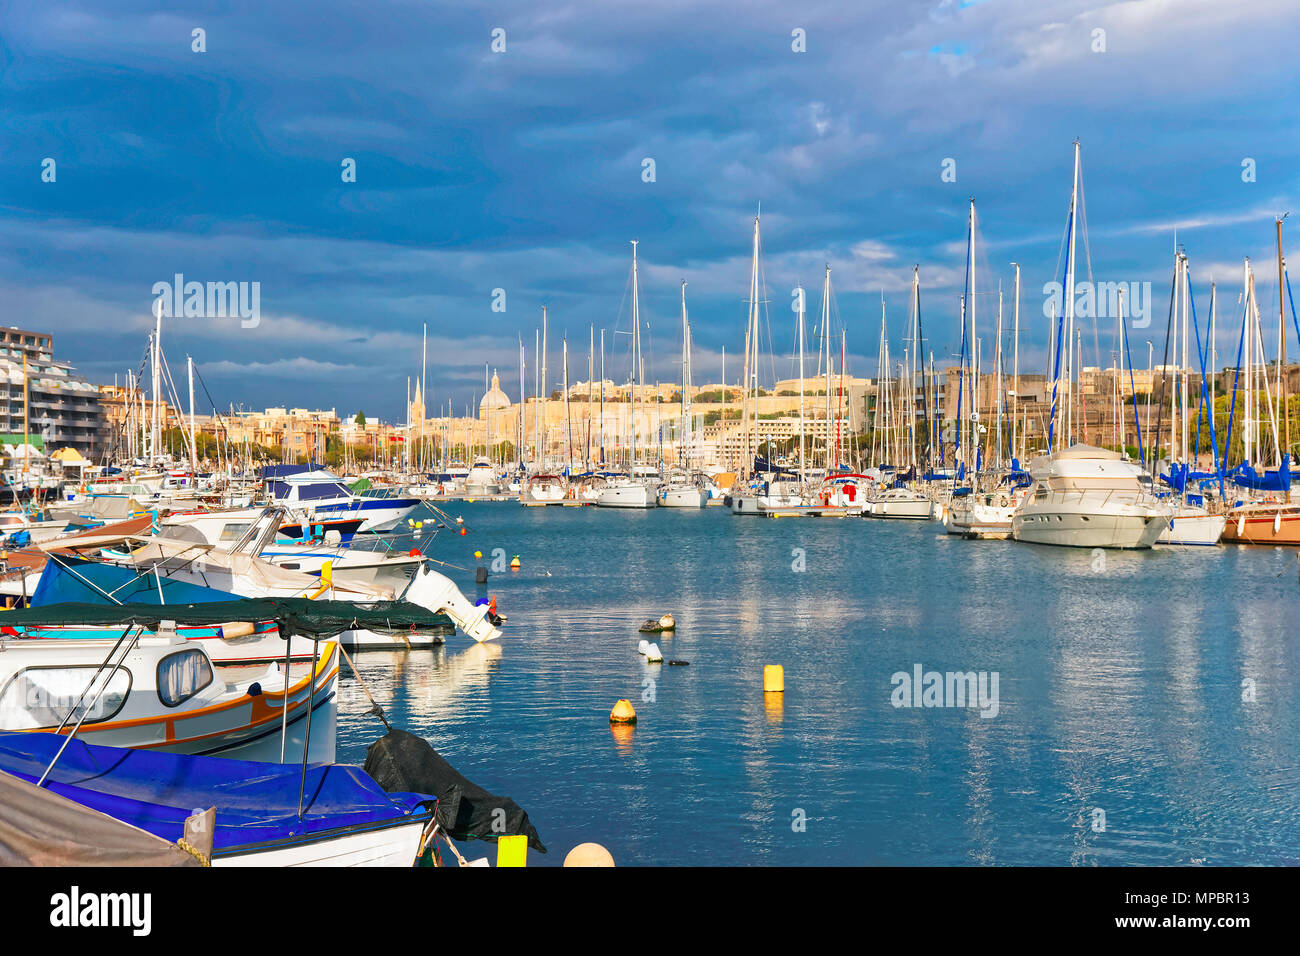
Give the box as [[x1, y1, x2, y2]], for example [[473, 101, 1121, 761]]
[[609, 699, 637, 724], [459, 527, 468, 536]]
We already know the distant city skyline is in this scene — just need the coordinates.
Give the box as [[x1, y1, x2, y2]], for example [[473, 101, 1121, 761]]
[[2, 0, 1297, 420]]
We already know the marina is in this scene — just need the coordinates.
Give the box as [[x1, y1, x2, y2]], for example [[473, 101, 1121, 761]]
[[4, 2, 1299, 935]]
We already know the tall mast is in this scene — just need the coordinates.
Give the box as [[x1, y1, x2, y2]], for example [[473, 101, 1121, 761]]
[[542, 307, 548, 467], [588, 326, 594, 469], [797, 282, 805, 483], [1278, 216, 1290, 461], [995, 287, 1003, 467], [518, 336, 525, 471], [681, 280, 691, 471], [740, 217, 760, 476], [822, 265, 832, 470], [1065, 140, 1081, 449], [966, 198, 976, 470], [563, 337, 571, 472], [1011, 263, 1021, 462], [599, 329, 605, 465], [1244, 259, 1253, 464], [631, 239, 640, 470], [421, 323, 427, 472], [534, 327, 540, 469], [187, 355, 197, 473]]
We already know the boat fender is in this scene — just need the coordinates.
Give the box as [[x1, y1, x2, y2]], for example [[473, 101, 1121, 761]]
[[247, 682, 263, 697], [667, 660, 690, 666]]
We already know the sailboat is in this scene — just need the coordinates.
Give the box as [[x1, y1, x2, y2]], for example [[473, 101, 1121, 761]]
[[1153, 251, 1226, 545], [1221, 218, 1300, 544], [730, 213, 803, 515], [597, 240, 659, 508], [660, 281, 707, 507], [865, 278, 930, 519]]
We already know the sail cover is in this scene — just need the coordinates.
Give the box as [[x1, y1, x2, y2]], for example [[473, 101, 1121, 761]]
[[0, 733, 434, 859]]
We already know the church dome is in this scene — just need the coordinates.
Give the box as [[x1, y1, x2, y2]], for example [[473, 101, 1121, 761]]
[[479, 370, 510, 419]]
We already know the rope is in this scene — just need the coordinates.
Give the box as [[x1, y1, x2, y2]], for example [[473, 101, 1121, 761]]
[[335, 640, 391, 730], [175, 838, 212, 867]]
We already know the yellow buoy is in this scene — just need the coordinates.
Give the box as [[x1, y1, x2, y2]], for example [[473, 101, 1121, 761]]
[[658, 613, 675, 630], [496, 834, 527, 867], [474, 550, 483, 559], [763, 664, 785, 693], [510, 555, 521, 569], [609, 699, 637, 724], [564, 843, 616, 867]]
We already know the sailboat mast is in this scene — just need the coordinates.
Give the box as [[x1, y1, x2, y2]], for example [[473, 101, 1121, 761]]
[[631, 239, 640, 470], [1065, 140, 1081, 450], [822, 266, 832, 470], [1279, 217, 1290, 460], [681, 281, 691, 470], [797, 283, 805, 483], [1012, 262, 1021, 463], [966, 199, 976, 471], [542, 307, 548, 467]]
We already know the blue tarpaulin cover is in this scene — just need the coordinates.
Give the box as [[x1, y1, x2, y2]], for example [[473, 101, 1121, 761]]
[[0, 733, 434, 856], [32, 556, 238, 607]]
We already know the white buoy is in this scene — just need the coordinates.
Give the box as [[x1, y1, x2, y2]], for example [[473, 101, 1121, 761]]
[[645, 642, 664, 663], [637, 639, 650, 655]]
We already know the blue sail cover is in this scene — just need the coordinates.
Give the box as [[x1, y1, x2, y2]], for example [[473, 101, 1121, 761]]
[[0, 733, 434, 856], [1227, 455, 1291, 492], [31, 556, 239, 607]]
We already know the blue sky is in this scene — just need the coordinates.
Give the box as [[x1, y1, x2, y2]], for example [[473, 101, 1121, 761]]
[[2, 0, 1297, 422]]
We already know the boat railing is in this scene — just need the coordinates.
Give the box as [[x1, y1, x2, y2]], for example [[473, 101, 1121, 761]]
[[36, 623, 143, 788]]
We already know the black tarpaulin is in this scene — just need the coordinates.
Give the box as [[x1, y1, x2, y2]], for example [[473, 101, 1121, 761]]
[[364, 729, 546, 853], [0, 598, 452, 640]]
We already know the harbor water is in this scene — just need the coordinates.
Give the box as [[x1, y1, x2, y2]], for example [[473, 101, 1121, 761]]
[[336, 502, 1300, 865]]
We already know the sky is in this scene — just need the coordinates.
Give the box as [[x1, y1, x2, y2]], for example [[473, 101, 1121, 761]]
[[1, 0, 1298, 423]]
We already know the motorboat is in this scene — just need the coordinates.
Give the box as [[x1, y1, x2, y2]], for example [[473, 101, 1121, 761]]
[[1012, 444, 1172, 549]]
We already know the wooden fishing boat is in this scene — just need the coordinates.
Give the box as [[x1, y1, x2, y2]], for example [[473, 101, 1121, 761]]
[[0, 629, 338, 763]]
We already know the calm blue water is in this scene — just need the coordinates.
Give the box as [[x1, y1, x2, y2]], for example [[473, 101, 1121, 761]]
[[336, 501, 1300, 866]]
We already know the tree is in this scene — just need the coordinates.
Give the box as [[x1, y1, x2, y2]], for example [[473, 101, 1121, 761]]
[[355, 411, 366, 427]]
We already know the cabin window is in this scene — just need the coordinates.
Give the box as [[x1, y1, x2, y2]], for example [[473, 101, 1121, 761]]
[[156, 649, 213, 708], [219, 522, 252, 542], [0, 666, 132, 730]]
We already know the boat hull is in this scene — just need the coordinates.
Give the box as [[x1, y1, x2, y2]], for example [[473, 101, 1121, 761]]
[[214, 815, 430, 867], [1221, 506, 1300, 545], [1013, 503, 1167, 549], [658, 487, 706, 508], [596, 484, 657, 508], [1157, 511, 1226, 546]]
